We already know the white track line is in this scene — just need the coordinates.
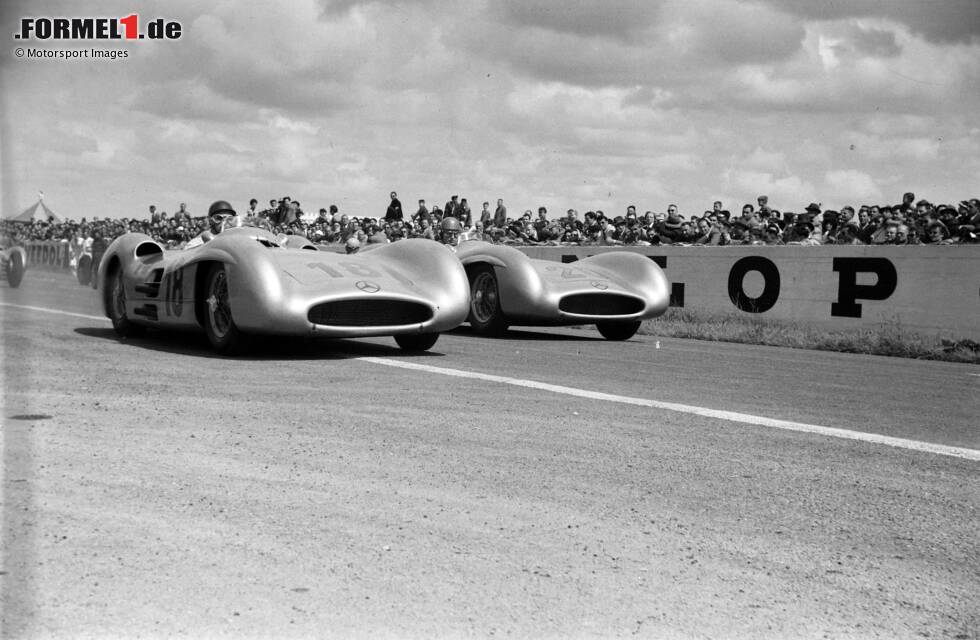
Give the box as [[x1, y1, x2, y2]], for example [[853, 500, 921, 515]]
[[360, 357, 980, 462], [0, 302, 107, 322]]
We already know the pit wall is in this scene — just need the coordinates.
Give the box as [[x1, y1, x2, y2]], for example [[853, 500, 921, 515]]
[[517, 245, 980, 340]]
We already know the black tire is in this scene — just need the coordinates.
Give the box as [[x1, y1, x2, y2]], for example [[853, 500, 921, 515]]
[[77, 255, 92, 286], [203, 263, 248, 355], [107, 267, 144, 337], [596, 320, 641, 341], [467, 264, 508, 335], [394, 332, 439, 352], [5, 251, 24, 288]]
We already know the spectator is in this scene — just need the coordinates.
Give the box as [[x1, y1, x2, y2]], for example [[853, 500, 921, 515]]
[[416, 199, 430, 223], [479, 201, 492, 227], [386, 191, 403, 222], [443, 195, 459, 219], [458, 198, 472, 227], [657, 204, 685, 243], [493, 198, 507, 230], [461, 221, 487, 243], [367, 223, 389, 244], [415, 217, 436, 241], [924, 221, 952, 244]]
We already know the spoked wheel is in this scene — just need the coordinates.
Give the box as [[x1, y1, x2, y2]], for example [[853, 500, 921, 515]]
[[203, 263, 248, 355], [5, 251, 24, 288], [77, 255, 92, 286], [394, 332, 439, 352], [468, 264, 508, 335], [107, 268, 144, 337], [596, 320, 642, 341]]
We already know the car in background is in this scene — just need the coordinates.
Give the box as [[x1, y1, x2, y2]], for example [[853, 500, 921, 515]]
[[455, 241, 670, 340]]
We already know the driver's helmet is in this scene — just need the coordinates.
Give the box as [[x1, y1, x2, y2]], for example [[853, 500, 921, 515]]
[[208, 200, 236, 233], [439, 216, 461, 245], [345, 236, 361, 254]]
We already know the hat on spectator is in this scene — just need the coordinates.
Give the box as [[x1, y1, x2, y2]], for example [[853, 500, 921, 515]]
[[805, 202, 821, 213]]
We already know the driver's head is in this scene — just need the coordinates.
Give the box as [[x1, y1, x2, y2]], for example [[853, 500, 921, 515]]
[[207, 200, 236, 233], [439, 216, 461, 245], [345, 237, 361, 254]]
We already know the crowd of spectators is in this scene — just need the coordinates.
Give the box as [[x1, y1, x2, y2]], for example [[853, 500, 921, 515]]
[[3, 191, 979, 252]]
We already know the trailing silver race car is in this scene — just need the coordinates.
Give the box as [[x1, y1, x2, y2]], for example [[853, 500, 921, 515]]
[[0, 238, 27, 288], [454, 238, 670, 340], [98, 212, 470, 354]]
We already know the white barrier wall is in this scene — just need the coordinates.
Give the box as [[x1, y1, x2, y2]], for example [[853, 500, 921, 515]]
[[518, 245, 980, 340]]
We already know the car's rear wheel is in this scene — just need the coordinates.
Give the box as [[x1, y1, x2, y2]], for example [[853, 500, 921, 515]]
[[77, 255, 92, 286], [394, 332, 439, 352], [203, 263, 248, 355], [108, 267, 144, 337], [596, 320, 641, 341], [5, 251, 24, 288], [468, 264, 508, 335]]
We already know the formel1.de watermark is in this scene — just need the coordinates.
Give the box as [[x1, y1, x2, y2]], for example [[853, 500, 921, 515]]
[[11, 14, 182, 61]]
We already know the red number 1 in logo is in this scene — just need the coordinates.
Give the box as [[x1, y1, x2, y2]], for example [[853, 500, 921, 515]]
[[120, 14, 138, 39]]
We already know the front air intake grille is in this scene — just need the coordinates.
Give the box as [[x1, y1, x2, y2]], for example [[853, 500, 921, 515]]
[[308, 299, 433, 327], [559, 293, 644, 316]]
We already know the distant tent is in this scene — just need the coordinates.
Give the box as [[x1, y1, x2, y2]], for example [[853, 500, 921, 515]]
[[6, 195, 62, 224]]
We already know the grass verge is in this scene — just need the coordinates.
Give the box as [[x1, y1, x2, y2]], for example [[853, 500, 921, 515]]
[[638, 309, 980, 364]]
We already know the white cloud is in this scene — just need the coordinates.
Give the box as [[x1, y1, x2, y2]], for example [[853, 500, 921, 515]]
[[824, 169, 883, 203]]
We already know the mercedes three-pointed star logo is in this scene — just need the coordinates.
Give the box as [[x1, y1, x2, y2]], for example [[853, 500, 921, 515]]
[[591, 281, 608, 290], [356, 280, 381, 293]]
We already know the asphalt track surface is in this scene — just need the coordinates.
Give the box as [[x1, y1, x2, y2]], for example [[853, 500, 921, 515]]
[[2, 269, 978, 639]]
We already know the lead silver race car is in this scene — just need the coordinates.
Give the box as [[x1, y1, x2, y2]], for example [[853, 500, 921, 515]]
[[452, 232, 670, 340], [98, 204, 470, 354]]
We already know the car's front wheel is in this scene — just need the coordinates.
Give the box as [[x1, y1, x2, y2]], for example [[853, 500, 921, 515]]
[[5, 251, 24, 288], [394, 332, 439, 352], [596, 320, 641, 341], [107, 267, 144, 337], [203, 263, 248, 355], [468, 264, 508, 335]]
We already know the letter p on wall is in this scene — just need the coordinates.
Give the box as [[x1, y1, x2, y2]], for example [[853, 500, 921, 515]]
[[831, 258, 898, 318]]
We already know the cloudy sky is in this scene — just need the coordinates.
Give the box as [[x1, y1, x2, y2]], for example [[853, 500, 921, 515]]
[[2, 0, 978, 221]]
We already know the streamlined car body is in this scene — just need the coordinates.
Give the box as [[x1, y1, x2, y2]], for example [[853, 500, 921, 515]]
[[98, 219, 470, 354], [454, 241, 670, 340]]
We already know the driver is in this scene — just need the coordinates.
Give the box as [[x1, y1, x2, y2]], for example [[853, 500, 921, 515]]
[[186, 200, 236, 249], [438, 216, 462, 248]]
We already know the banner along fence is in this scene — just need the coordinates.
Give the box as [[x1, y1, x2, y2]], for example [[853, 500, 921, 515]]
[[518, 245, 980, 340]]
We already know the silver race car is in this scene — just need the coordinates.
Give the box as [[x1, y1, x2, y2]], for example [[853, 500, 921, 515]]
[[455, 240, 670, 340], [0, 237, 27, 288], [98, 213, 469, 354]]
